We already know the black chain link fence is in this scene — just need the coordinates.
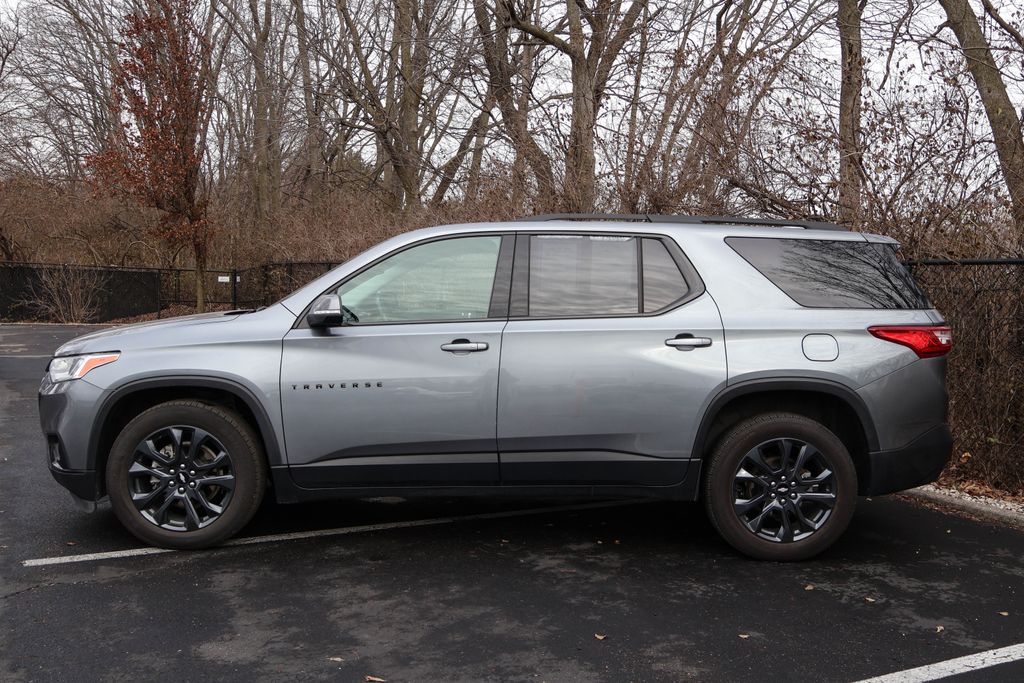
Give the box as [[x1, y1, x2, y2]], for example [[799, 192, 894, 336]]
[[2, 257, 1022, 492], [0, 260, 337, 322], [908, 259, 1024, 493]]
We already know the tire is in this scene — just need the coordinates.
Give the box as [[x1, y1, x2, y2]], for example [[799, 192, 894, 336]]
[[703, 412, 857, 561], [105, 400, 267, 550]]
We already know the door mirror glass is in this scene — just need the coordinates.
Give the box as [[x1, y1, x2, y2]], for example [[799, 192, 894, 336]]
[[306, 294, 346, 328]]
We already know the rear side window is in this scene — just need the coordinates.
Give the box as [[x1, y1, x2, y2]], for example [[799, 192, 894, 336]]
[[523, 235, 696, 317], [528, 235, 638, 316], [642, 238, 689, 312], [726, 237, 930, 309]]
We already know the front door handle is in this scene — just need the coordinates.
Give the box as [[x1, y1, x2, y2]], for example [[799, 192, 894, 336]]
[[441, 339, 489, 353], [665, 335, 712, 350]]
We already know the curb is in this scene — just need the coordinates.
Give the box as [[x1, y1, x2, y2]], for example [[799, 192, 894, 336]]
[[900, 486, 1024, 531]]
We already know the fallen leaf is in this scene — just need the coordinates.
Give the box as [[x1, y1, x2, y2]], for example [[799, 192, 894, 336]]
[[865, 597, 876, 603], [959, 452, 972, 463], [366, 676, 386, 682], [328, 657, 344, 662], [999, 611, 1009, 617], [594, 633, 607, 641], [65, 541, 78, 546], [935, 625, 944, 633], [738, 634, 750, 640], [804, 584, 815, 591]]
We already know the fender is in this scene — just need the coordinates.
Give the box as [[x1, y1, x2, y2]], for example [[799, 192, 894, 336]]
[[88, 375, 284, 469], [689, 377, 880, 461]]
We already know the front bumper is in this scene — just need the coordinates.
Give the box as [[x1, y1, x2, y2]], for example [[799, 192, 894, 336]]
[[40, 375, 106, 501], [50, 466, 102, 502], [861, 424, 952, 496]]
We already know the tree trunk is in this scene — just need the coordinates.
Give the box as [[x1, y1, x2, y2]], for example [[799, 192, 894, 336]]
[[473, 0, 557, 207], [194, 237, 207, 314], [394, 0, 422, 210], [292, 0, 321, 198], [249, 0, 276, 230], [837, 0, 864, 226], [939, 0, 1024, 240], [566, 60, 598, 213], [0, 228, 17, 261]]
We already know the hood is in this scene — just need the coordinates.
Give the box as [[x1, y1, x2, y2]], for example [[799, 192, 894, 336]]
[[55, 311, 242, 356]]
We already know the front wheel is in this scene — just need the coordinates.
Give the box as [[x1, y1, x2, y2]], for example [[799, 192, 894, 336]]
[[106, 400, 267, 549], [703, 413, 857, 561]]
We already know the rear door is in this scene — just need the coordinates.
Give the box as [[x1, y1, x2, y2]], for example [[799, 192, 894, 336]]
[[281, 234, 513, 488], [496, 232, 726, 486]]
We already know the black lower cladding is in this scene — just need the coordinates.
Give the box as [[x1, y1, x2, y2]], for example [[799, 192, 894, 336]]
[[861, 424, 953, 496], [49, 466, 102, 500]]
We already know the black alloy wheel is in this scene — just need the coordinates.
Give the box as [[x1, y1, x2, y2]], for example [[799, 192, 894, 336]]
[[128, 426, 236, 532], [107, 400, 266, 549], [732, 438, 837, 543], [704, 412, 857, 561]]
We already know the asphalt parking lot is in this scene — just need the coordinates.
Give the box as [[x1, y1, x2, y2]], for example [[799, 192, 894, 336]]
[[2, 323, 1024, 682]]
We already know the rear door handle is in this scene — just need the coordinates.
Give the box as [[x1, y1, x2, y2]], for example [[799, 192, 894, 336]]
[[441, 339, 489, 353], [665, 335, 712, 349]]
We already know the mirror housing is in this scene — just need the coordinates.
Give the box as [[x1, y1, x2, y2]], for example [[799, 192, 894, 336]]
[[306, 294, 346, 328]]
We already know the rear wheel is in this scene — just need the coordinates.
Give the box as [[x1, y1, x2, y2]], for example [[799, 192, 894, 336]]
[[106, 400, 266, 549], [703, 412, 857, 561]]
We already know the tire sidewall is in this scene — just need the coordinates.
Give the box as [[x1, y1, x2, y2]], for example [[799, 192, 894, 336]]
[[106, 402, 264, 550], [705, 414, 857, 561]]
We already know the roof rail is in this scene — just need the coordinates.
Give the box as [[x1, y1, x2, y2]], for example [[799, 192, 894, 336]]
[[518, 213, 848, 232]]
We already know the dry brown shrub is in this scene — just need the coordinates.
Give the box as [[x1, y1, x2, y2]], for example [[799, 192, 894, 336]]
[[22, 265, 109, 323]]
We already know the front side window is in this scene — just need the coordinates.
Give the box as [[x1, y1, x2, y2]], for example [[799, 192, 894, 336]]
[[337, 236, 502, 323], [528, 235, 639, 317]]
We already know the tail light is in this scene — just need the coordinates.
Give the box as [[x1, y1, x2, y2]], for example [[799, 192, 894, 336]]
[[868, 325, 953, 358]]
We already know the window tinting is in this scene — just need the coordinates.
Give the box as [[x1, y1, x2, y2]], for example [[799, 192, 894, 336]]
[[726, 237, 931, 309], [528, 235, 638, 316], [642, 238, 689, 312], [338, 236, 501, 322]]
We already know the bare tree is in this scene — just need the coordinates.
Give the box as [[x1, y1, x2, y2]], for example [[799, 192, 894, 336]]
[[87, 0, 216, 309], [938, 0, 1024, 240], [837, 0, 864, 225], [501, 0, 649, 212]]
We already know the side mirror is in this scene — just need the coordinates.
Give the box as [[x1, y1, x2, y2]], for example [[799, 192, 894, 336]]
[[307, 294, 346, 328]]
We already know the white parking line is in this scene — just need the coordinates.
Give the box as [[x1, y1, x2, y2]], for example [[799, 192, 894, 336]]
[[855, 642, 1024, 682], [22, 499, 645, 568]]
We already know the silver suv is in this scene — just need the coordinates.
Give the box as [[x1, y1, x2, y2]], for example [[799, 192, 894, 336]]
[[39, 215, 953, 560]]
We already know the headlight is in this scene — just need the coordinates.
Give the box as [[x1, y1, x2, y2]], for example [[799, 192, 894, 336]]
[[47, 353, 120, 382]]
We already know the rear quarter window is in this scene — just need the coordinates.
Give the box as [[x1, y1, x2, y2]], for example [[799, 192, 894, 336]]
[[726, 237, 931, 309]]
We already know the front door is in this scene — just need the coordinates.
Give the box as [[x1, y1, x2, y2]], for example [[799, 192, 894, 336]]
[[281, 234, 512, 488], [497, 233, 726, 486]]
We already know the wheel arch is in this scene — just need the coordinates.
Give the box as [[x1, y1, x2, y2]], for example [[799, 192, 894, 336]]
[[89, 376, 282, 496], [691, 379, 879, 494]]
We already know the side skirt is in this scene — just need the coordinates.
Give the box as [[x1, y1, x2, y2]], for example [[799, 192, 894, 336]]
[[269, 465, 703, 504]]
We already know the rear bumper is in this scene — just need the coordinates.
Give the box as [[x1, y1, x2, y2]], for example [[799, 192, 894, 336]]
[[861, 424, 952, 496]]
